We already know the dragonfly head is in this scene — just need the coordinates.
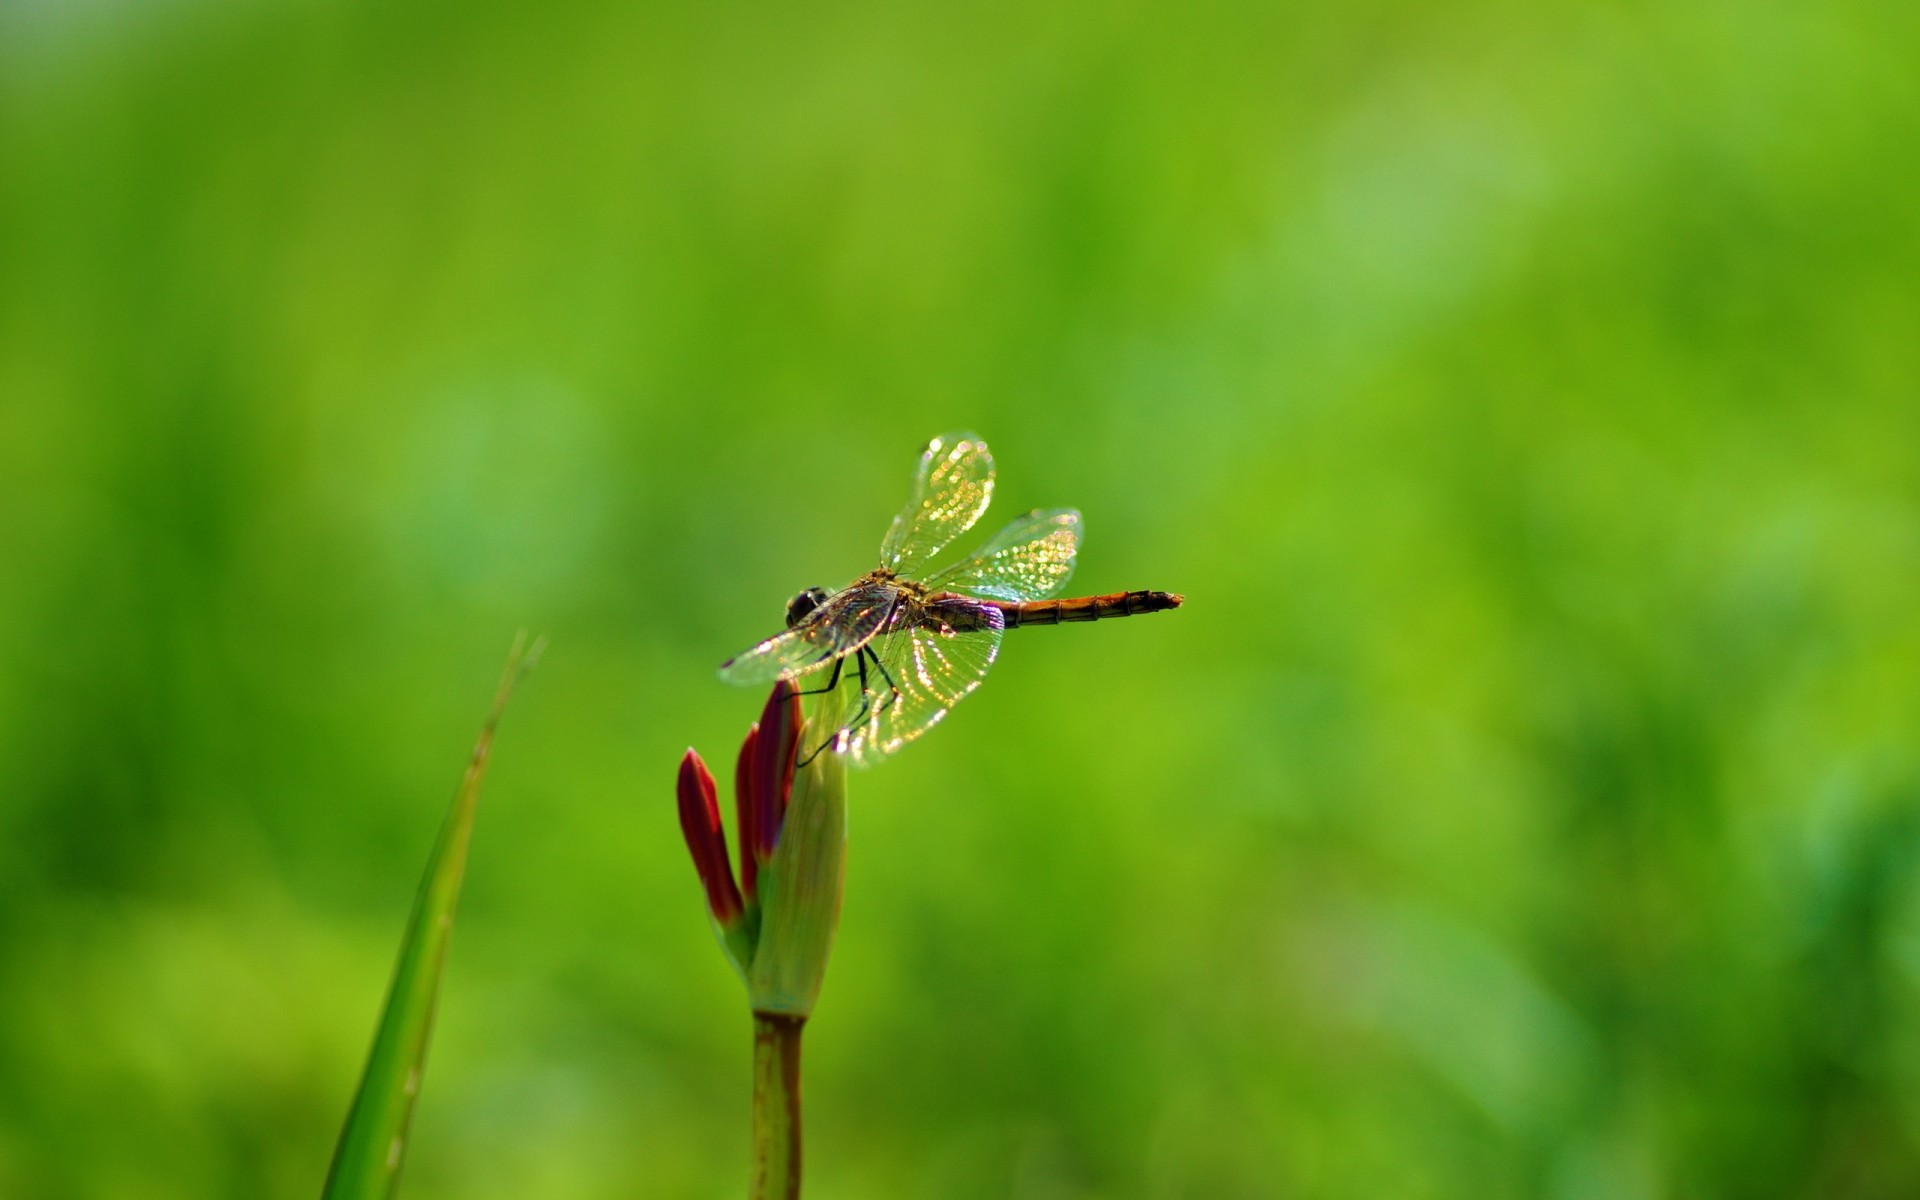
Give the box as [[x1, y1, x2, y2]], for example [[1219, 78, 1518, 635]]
[[784, 586, 831, 629]]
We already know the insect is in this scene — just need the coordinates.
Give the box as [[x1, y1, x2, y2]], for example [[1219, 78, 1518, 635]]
[[720, 432, 1183, 765]]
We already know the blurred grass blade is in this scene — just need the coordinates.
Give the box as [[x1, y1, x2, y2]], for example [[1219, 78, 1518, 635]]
[[322, 633, 545, 1200]]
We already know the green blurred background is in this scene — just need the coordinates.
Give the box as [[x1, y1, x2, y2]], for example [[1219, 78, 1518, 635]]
[[3, 1, 1918, 1196]]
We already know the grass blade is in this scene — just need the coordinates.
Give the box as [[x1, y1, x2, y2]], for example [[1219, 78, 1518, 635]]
[[321, 633, 544, 1200]]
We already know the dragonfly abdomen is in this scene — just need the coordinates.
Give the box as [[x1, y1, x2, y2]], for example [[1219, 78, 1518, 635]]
[[947, 590, 1184, 629]]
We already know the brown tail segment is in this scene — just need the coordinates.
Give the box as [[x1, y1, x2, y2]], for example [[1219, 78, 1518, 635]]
[[992, 590, 1183, 628]]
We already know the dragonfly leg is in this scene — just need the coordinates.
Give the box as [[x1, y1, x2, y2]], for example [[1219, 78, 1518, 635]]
[[864, 646, 904, 713], [793, 645, 902, 765], [842, 650, 878, 730], [796, 653, 868, 767], [786, 654, 844, 699]]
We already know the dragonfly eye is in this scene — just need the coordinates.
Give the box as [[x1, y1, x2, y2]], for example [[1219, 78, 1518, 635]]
[[785, 587, 830, 628]]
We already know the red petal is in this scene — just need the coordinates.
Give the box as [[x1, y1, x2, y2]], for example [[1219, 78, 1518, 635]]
[[751, 680, 803, 858], [735, 724, 761, 902], [676, 749, 743, 924]]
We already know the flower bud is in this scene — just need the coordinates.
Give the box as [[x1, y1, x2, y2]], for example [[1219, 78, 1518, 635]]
[[676, 680, 846, 1011], [746, 739, 846, 1018], [735, 725, 763, 902], [676, 751, 741, 924], [750, 682, 801, 862], [676, 749, 755, 974]]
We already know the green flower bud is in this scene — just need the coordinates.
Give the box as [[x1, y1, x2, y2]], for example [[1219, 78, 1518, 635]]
[[746, 741, 846, 1017]]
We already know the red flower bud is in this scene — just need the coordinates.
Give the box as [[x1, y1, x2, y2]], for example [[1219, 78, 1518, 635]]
[[735, 723, 762, 902], [748, 680, 803, 863], [676, 749, 744, 926]]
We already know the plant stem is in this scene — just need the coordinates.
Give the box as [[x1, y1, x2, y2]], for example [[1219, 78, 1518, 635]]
[[751, 1013, 805, 1200]]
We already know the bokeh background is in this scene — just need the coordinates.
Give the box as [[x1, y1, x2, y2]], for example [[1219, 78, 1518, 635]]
[[4, 1, 1918, 1196]]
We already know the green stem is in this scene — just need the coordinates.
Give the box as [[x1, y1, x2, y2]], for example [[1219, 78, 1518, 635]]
[[751, 1013, 805, 1200]]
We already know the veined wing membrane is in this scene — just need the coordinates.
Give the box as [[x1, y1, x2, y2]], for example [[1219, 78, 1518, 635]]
[[840, 597, 1003, 767], [878, 432, 995, 577], [718, 585, 899, 685], [926, 507, 1080, 602]]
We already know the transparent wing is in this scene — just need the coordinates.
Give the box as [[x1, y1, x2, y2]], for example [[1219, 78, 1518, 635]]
[[838, 597, 1003, 767], [717, 584, 900, 685], [877, 432, 995, 576], [925, 507, 1080, 602]]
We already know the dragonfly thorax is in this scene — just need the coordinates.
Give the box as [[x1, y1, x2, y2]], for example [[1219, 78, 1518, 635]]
[[785, 586, 832, 629]]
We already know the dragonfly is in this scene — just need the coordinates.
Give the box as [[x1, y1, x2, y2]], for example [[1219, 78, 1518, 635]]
[[720, 432, 1183, 766]]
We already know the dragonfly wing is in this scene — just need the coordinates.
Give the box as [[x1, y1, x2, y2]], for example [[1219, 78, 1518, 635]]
[[877, 432, 995, 576], [718, 584, 900, 684], [839, 597, 1004, 766], [925, 507, 1080, 602]]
